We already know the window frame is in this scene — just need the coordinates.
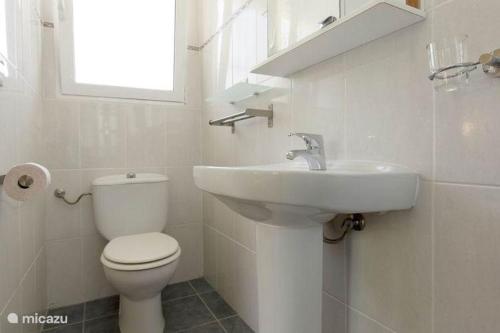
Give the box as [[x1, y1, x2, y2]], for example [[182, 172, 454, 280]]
[[57, 0, 186, 102]]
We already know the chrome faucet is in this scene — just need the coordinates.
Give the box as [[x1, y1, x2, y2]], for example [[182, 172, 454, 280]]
[[286, 133, 326, 171]]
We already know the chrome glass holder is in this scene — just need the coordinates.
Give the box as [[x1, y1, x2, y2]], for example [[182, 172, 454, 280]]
[[428, 62, 479, 81], [428, 48, 500, 81]]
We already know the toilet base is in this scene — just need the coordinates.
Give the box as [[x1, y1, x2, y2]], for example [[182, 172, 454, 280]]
[[119, 294, 164, 333]]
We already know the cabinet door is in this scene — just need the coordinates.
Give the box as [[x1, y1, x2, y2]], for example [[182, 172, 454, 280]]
[[267, 0, 340, 56]]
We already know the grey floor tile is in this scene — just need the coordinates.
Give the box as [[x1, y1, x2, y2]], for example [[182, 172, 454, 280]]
[[42, 323, 83, 333], [44, 303, 84, 330], [199, 292, 236, 319], [189, 278, 214, 294], [162, 281, 196, 302], [220, 316, 254, 333], [85, 296, 119, 321], [84, 314, 119, 333], [163, 295, 215, 332], [182, 322, 225, 333]]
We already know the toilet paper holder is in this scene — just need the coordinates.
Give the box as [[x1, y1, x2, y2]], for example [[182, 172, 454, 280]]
[[0, 174, 34, 189]]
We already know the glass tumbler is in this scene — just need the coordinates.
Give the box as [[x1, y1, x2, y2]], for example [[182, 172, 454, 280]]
[[426, 35, 477, 92]]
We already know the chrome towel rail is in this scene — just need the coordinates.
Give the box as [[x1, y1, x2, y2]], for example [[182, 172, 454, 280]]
[[209, 104, 273, 134]]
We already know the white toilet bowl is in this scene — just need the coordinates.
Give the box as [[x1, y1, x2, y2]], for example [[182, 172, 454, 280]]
[[100, 232, 181, 333]]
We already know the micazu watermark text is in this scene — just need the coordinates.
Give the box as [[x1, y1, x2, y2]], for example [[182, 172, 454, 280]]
[[7, 312, 68, 325]]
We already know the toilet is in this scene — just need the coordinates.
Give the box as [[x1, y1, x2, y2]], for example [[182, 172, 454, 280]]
[[92, 173, 180, 333]]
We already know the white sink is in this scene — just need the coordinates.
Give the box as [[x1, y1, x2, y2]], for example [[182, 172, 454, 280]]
[[193, 160, 419, 333], [194, 160, 419, 226]]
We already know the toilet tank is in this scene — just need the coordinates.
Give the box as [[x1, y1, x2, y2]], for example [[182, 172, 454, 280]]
[[92, 173, 168, 240]]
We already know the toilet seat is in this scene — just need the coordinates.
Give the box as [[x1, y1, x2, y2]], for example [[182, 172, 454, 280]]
[[101, 232, 181, 271]]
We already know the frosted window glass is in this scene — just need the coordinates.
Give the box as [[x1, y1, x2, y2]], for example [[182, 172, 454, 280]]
[[73, 0, 175, 90], [0, 0, 9, 76]]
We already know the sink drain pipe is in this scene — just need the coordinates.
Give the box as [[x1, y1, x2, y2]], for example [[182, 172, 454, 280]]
[[323, 213, 366, 244]]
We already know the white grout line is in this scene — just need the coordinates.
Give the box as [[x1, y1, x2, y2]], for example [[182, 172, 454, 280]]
[[204, 223, 257, 254], [347, 305, 398, 333], [0, 246, 46, 315]]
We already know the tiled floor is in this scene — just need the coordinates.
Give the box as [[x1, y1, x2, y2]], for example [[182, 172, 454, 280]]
[[41, 278, 254, 333]]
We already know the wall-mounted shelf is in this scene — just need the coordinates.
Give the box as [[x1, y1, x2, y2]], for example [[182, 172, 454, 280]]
[[209, 105, 273, 133], [251, 0, 426, 77], [206, 81, 272, 104]]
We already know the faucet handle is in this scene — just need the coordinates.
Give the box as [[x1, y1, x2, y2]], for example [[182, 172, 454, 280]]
[[288, 132, 324, 150]]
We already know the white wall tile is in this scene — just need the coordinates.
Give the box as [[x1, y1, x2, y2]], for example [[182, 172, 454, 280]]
[[80, 102, 127, 169], [347, 308, 394, 333], [234, 215, 257, 251], [434, 183, 500, 333], [1, 290, 22, 333], [203, 225, 218, 288], [19, 196, 44, 274], [167, 224, 203, 283], [0, 93, 19, 175], [34, 249, 47, 316], [165, 109, 201, 167], [0, 194, 21, 312], [215, 232, 236, 305], [166, 167, 203, 225], [82, 235, 116, 301], [435, 77, 500, 185], [126, 105, 167, 168], [42, 100, 80, 169], [291, 57, 346, 160], [213, 199, 236, 238], [20, 265, 37, 333], [15, 93, 44, 165], [346, 182, 432, 333], [46, 238, 83, 307], [322, 223, 346, 301], [232, 245, 258, 331], [45, 170, 81, 241], [322, 293, 346, 333], [344, 23, 434, 180]]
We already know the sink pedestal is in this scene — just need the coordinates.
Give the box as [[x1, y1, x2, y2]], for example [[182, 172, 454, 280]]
[[256, 223, 323, 333]]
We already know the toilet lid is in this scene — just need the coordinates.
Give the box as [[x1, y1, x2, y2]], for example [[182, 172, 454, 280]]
[[103, 232, 179, 264]]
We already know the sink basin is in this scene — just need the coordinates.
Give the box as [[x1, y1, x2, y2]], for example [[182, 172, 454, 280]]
[[194, 160, 419, 226], [193, 160, 419, 333]]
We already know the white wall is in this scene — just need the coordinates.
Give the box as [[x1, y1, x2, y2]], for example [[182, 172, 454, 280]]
[[40, 0, 204, 308], [0, 0, 47, 332], [200, 0, 500, 332]]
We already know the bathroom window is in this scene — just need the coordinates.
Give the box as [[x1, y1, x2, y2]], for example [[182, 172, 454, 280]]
[[58, 0, 186, 102]]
